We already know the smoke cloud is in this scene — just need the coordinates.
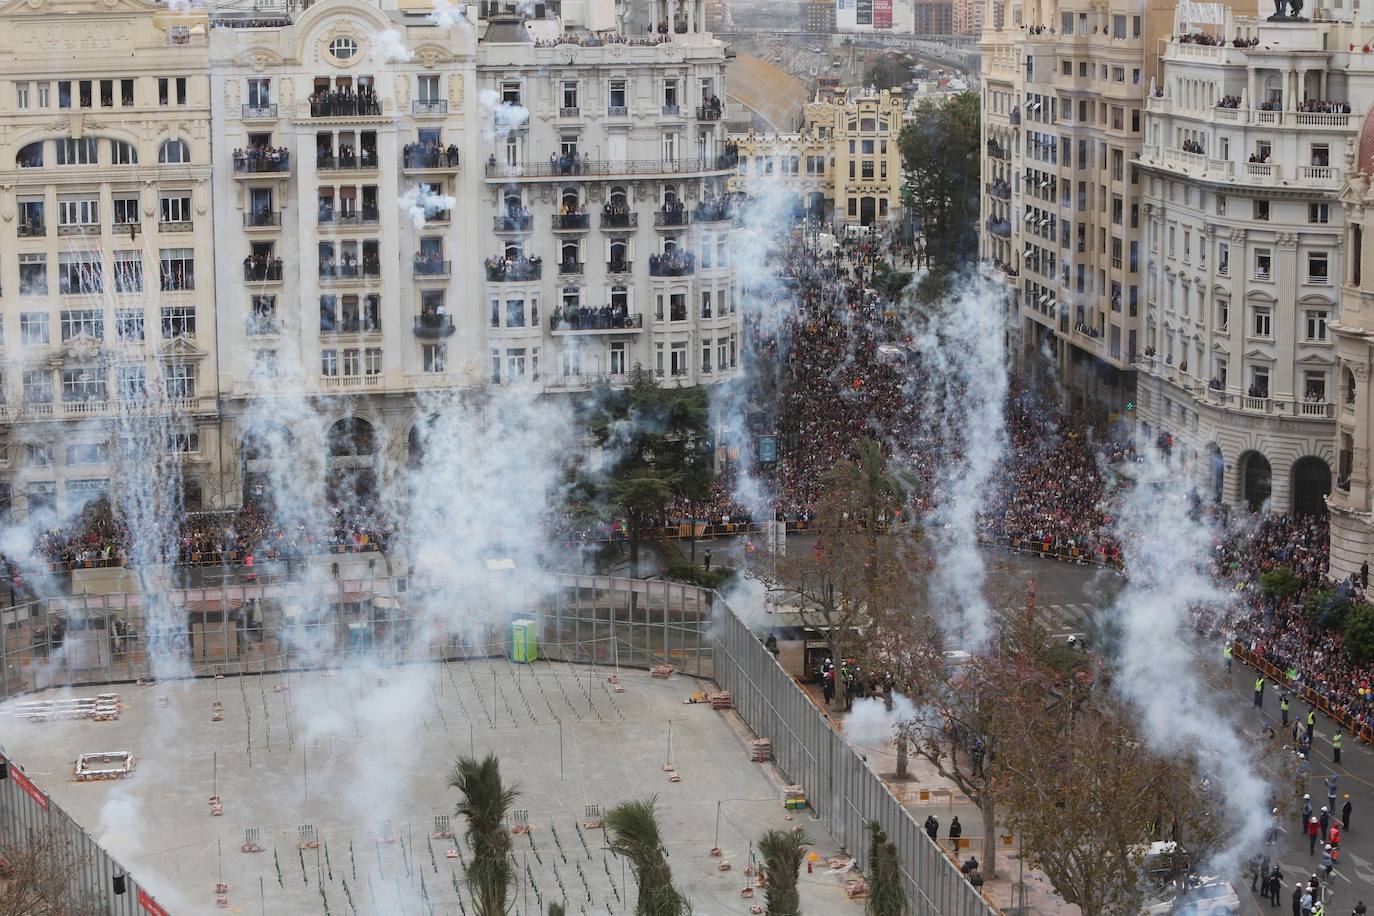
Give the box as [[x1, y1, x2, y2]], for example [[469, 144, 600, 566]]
[[399, 185, 458, 230], [477, 88, 531, 143], [373, 28, 414, 64]]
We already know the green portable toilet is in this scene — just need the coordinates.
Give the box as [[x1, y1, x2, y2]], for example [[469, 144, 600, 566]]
[[510, 618, 537, 663]]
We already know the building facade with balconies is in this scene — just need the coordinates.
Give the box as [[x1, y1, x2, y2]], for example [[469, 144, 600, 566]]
[[476, 0, 742, 393], [208, 1, 478, 507], [978, 0, 1196, 412], [729, 88, 904, 226], [1135, 12, 1362, 516], [1326, 104, 1374, 576], [0, 0, 222, 518]]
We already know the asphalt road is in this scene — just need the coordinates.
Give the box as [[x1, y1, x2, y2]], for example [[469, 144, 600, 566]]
[[1215, 653, 1374, 915]]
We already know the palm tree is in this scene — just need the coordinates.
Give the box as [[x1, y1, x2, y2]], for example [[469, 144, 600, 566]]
[[604, 797, 691, 916], [449, 754, 519, 916], [758, 829, 811, 916], [865, 822, 907, 916]]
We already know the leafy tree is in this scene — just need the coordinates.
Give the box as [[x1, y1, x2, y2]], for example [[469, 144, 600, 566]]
[[605, 798, 691, 916], [865, 822, 907, 916], [1304, 587, 1350, 630], [1345, 602, 1374, 664], [898, 93, 980, 267], [1259, 566, 1302, 601], [580, 369, 713, 577], [758, 829, 810, 916], [750, 439, 920, 712], [449, 754, 519, 916]]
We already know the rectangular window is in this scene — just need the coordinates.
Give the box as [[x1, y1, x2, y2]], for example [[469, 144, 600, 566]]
[[15, 82, 28, 110], [423, 343, 446, 373], [113, 196, 140, 226], [1252, 307, 1272, 338], [60, 309, 103, 341], [57, 197, 98, 228], [20, 312, 48, 345], [1306, 309, 1329, 341], [116, 365, 146, 401], [610, 342, 627, 375], [365, 347, 382, 376], [19, 254, 47, 296], [1309, 252, 1330, 283], [608, 79, 627, 109], [160, 248, 194, 291], [65, 443, 110, 466], [61, 367, 105, 402], [22, 370, 52, 404], [1255, 249, 1272, 280], [160, 305, 195, 339], [115, 308, 144, 341], [164, 362, 195, 399], [1254, 200, 1270, 221], [55, 138, 97, 165], [114, 252, 143, 293], [1310, 203, 1330, 224], [321, 349, 339, 377], [58, 252, 102, 294], [159, 194, 191, 225], [670, 341, 688, 377]]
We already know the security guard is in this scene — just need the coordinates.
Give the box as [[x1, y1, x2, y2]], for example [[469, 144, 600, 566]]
[[1281, 693, 1291, 727], [1308, 708, 1318, 743], [1255, 676, 1266, 708], [1224, 643, 1233, 671], [1334, 732, 1343, 765]]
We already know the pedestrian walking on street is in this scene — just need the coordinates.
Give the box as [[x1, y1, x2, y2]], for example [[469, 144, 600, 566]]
[[924, 814, 938, 841], [948, 815, 962, 850], [1283, 693, 1291, 727], [1304, 889, 1315, 915], [1334, 732, 1343, 765], [1309, 709, 1318, 742], [1327, 774, 1339, 813], [1321, 807, 1331, 837], [1309, 817, 1321, 855], [1257, 676, 1267, 708], [1323, 844, 1335, 881], [1343, 795, 1352, 831]]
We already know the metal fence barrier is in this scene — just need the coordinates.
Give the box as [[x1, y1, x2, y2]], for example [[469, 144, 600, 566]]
[[0, 571, 993, 915], [0, 748, 168, 915]]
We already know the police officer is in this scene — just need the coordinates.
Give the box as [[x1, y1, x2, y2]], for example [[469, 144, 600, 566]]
[[1257, 676, 1267, 708], [1308, 709, 1318, 743], [1224, 642, 1234, 671], [1282, 693, 1292, 727], [1334, 732, 1344, 765]]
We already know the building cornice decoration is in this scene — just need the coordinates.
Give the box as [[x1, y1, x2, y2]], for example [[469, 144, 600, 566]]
[[239, 48, 286, 73], [1230, 228, 1247, 243], [1276, 232, 1300, 249], [317, 20, 365, 69]]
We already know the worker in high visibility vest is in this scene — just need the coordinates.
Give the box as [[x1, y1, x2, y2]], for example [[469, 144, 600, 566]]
[[1334, 732, 1343, 765], [1281, 693, 1291, 727], [1224, 643, 1233, 671], [1308, 709, 1318, 742], [1255, 676, 1265, 708]]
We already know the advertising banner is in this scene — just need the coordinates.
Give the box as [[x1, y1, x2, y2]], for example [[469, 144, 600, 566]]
[[874, 0, 892, 27]]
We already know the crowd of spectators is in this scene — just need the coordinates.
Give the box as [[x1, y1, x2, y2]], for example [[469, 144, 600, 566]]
[[232, 145, 290, 172]]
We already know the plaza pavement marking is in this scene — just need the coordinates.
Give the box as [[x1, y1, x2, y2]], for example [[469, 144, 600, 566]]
[[996, 603, 1091, 638]]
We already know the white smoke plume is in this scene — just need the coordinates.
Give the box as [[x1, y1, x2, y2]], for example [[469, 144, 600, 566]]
[[911, 271, 1009, 649], [845, 692, 919, 746], [373, 28, 414, 64], [478, 88, 531, 144], [399, 185, 458, 230], [429, 0, 472, 29], [1109, 449, 1270, 873]]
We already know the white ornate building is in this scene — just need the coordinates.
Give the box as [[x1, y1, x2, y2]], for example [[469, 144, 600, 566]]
[[1135, 10, 1360, 516], [0, 0, 221, 518]]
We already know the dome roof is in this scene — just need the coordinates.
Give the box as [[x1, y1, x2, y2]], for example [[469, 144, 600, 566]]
[[1359, 103, 1374, 175]]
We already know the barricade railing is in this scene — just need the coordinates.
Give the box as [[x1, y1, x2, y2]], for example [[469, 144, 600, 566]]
[[1231, 642, 1374, 744], [979, 534, 1126, 573]]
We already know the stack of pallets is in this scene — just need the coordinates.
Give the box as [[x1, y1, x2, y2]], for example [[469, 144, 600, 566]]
[[749, 739, 772, 762]]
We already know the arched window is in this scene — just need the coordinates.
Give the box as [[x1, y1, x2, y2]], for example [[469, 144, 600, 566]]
[[610, 186, 627, 208], [159, 139, 190, 164], [663, 184, 678, 206], [110, 140, 137, 165], [16, 141, 42, 168], [561, 187, 579, 210]]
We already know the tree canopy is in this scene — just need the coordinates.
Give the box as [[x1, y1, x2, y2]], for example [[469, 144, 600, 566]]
[[899, 92, 980, 267]]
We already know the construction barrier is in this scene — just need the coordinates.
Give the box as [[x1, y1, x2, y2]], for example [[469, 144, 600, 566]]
[[979, 535, 1127, 573]]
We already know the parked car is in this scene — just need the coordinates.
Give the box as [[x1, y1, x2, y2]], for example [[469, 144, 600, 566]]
[[1145, 878, 1240, 916]]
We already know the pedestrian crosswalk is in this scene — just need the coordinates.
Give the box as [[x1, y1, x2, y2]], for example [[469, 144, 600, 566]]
[[994, 602, 1096, 639]]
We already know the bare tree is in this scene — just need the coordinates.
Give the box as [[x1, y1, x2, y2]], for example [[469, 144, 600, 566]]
[[0, 827, 104, 916]]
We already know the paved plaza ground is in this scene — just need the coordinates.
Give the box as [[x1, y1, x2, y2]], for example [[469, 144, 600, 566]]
[[0, 660, 863, 916]]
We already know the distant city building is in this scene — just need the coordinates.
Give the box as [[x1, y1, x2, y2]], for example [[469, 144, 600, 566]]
[[730, 88, 904, 225], [913, 0, 954, 36], [835, 0, 916, 33], [802, 0, 837, 33], [951, 0, 983, 36]]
